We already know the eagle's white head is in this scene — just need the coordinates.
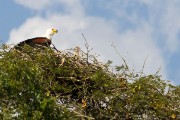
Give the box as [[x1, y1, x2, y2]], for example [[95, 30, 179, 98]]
[[44, 28, 58, 40]]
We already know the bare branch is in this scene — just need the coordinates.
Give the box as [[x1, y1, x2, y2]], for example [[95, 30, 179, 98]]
[[140, 56, 148, 77], [82, 33, 93, 63]]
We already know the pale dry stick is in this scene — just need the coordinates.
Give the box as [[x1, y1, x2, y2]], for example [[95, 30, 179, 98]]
[[110, 113, 118, 120], [57, 104, 95, 120], [72, 110, 95, 120]]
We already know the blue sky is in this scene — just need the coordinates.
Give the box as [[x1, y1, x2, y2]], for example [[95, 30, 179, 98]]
[[0, 1, 29, 40], [1, 0, 180, 85]]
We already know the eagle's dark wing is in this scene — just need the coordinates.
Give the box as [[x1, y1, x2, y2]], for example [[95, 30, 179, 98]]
[[14, 37, 51, 50]]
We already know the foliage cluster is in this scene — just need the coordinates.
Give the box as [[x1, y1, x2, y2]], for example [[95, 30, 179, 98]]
[[0, 44, 179, 120]]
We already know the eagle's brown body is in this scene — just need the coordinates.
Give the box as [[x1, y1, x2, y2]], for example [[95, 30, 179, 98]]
[[14, 37, 51, 50]]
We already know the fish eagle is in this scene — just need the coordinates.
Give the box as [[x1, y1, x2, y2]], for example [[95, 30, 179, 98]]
[[14, 28, 58, 50]]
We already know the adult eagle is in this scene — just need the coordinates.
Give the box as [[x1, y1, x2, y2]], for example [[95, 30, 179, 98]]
[[14, 28, 58, 50]]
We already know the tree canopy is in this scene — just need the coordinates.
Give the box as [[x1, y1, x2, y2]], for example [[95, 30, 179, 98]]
[[0, 44, 179, 119]]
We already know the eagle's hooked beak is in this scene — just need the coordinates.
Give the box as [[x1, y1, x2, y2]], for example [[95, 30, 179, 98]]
[[52, 29, 58, 34]]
